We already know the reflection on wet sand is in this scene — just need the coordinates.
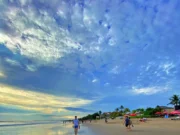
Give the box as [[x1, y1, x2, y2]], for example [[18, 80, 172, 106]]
[[0, 123, 94, 135]]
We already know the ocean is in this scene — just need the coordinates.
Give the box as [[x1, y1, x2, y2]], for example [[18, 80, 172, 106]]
[[0, 121, 95, 135]]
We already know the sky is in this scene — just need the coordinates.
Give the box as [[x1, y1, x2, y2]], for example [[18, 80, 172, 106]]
[[0, 0, 180, 121]]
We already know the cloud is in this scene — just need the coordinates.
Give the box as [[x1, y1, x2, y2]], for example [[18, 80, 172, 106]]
[[159, 62, 176, 75], [0, 0, 107, 71], [5, 58, 21, 67], [0, 84, 94, 114], [92, 79, 98, 83], [109, 66, 120, 74], [0, 112, 40, 116], [26, 64, 37, 72], [131, 86, 169, 95], [52, 115, 74, 120], [64, 107, 94, 113], [104, 82, 110, 86], [0, 2, 81, 68], [0, 0, 179, 74], [0, 71, 6, 78]]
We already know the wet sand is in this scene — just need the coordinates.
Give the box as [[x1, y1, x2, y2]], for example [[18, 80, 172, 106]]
[[0, 122, 95, 135], [85, 118, 180, 135]]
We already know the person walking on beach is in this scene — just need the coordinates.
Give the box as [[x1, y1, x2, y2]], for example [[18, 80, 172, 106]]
[[124, 116, 130, 130], [73, 116, 80, 135], [105, 117, 108, 123]]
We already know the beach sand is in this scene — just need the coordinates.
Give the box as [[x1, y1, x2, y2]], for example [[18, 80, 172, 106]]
[[1, 118, 180, 135], [84, 118, 180, 135]]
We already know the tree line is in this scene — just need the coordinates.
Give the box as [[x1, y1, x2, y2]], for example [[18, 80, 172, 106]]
[[80, 94, 180, 120]]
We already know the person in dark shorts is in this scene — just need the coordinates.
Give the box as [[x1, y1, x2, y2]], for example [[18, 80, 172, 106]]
[[124, 116, 130, 130]]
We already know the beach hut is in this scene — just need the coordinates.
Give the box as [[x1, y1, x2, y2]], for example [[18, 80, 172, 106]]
[[159, 106, 174, 113]]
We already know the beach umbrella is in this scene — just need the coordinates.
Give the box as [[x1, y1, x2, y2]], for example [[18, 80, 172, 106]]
[[162, 111, 169, 115], [155, 112, 162, 115], [170, 110, 180, 115], [130, 113, 137, 116]]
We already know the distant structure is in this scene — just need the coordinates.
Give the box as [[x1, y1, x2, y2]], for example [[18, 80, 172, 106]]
[[135, 111, 142, 116], [102, 112, 111, 118], [159, 106, 174, 113]]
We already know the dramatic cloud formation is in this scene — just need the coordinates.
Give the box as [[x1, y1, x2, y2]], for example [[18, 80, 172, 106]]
[[0, 84, 93, 113], [0, 0, 180, 120]]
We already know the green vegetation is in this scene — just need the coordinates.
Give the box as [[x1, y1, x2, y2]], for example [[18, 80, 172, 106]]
[[143, 106, 162, 116], [124, 108, 130, 113], [168, 94, 180, 106], [110, 111, 120, 118], [80, 112, 100, 120], [80, 94, 180, 120]]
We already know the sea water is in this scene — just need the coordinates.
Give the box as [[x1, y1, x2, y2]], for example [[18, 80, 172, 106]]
[[0, 122, 95, 135]]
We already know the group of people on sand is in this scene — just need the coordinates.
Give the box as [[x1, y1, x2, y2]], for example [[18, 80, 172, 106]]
[[71, 115, 135, 135], [139, 117, 147, 122]]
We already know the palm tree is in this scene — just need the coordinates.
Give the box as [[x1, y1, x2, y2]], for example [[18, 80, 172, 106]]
[[99, 111, 102, 119], [115, 108, 119, 112], [168, 94, 180, 107], [119, 105, 124, 112]]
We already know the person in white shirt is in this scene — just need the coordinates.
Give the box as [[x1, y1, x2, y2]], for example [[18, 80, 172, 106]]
[[73, 116, 80, 135]]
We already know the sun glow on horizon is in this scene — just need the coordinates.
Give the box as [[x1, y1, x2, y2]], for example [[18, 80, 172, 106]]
[[0, 84, 94, 114]]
